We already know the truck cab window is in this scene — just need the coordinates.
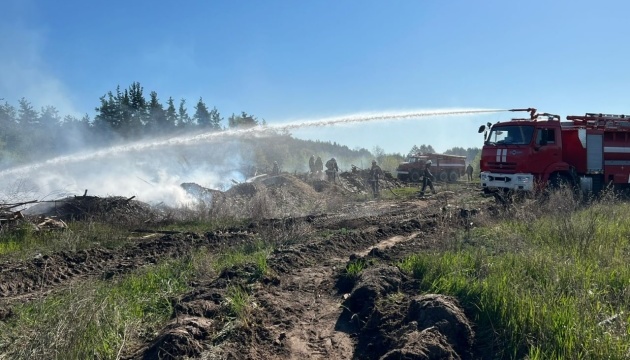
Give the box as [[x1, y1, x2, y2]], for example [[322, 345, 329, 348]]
[[536, 129, 555, 146], [486, 125, 534, 145]]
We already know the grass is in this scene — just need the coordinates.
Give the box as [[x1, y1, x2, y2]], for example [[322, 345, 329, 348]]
[[212, 240, 273, 279], [389, 186, 421, 198], [398, 191, 630, 359], [0, 221, 133, 259], [0, 236, 274, 359], [0, 258, 193, 360], [0, 212, 254, 260], [6, 182, 630, 359], [225, 285, 252, 324], [345, 258, 368, 279]]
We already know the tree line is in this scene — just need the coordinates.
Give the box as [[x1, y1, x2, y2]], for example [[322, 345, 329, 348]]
[[0, 82, 265, 166], [0, 81, 480, 171], [92, 82, 263, 141]]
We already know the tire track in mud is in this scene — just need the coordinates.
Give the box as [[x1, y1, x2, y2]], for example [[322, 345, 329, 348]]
[[0, 200, 433, 305], [0, 230, 258, 304], [125, 201, 446, 359], [0, 196, 461, 358]]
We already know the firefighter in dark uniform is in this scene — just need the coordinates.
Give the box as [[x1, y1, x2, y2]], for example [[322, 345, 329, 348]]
[[315, 156, 323, 173], [325, 157, 339, 182], [272, 161, 280, 175], [309, 155, 316, 174], [369, 160, 384, 198], [419, 160, 436, 196], [466, 163, 474, 181]]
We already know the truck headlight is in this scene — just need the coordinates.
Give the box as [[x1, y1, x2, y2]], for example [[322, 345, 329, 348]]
[[480, 174, 489, 181]]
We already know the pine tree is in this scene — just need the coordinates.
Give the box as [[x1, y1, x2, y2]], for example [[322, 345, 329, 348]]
[[165, 97, 178, 129], [35, 105, 62, 155], [148, 91, 167, 134], [408, 145, 420, 157], [0, 102, 18, 152], [127, 82, 147, 137], [193, 97, 211, 128], [115, 86, 129, 129], [39, 106, 61, 127], [92, 92, 118, 143], [209, 106, 222, 130], [228, 111, 258, 129], [178, 99, 191, 128], [18, 98, 38, 126], [418, 144, 435, 154]]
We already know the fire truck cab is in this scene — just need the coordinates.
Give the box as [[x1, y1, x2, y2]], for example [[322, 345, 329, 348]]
[[479, 108, 630, 194]]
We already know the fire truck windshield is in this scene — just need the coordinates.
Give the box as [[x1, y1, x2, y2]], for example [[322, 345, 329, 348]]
[[485, 125, 534, 145]]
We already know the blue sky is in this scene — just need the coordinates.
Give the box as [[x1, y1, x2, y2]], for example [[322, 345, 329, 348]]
[[2, 0, 630, 155]]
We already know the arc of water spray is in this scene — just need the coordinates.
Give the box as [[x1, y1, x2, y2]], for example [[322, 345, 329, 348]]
[[0, 108, 508, 178]]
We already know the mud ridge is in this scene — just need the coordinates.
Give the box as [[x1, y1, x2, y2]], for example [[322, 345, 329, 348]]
[[125, 210, 459, 359]]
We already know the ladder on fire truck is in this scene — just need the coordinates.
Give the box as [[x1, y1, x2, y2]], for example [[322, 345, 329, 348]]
[[567, 113, 630, 130]]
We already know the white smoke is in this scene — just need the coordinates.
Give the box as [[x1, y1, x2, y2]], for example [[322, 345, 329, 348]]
[[0, 108, 506, 208], [0, 138, 250, 207]]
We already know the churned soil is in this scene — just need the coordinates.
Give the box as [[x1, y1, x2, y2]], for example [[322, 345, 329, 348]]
[[0, 173, 489, 359]]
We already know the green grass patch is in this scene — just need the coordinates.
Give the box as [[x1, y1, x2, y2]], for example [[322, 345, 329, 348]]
[[213, 240, 272, 278], [0, 258, 193, 360], [398, 200, 630, 359], [0, 239, 21, 255], [345, 258, 368, 279], [225, 285, 252, 324], [0, 221, 133, 260], [389, 186, 421, 198]]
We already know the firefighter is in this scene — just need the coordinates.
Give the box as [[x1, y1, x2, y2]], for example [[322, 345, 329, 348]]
[[419, 160, 436, 196], [466, 163, 474, 181], [369, 160, 384, 198], [309, 155, 316, 174], [315, 156, 323, 173], [325, 157, 339, 182], [271, 161, 280, 176]]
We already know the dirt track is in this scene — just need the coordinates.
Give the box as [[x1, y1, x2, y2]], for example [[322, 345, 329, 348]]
[[0, 174, 485, 359]]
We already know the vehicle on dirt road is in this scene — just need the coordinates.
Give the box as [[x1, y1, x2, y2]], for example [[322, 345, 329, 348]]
[[478, 108, 630, 195], [395, 153, 466, 183]]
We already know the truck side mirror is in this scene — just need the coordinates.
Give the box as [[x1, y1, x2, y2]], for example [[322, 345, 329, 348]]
[[478, 125, 486, 133]]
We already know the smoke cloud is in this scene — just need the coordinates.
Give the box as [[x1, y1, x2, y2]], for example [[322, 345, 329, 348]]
[[0, 108, 505, 208]]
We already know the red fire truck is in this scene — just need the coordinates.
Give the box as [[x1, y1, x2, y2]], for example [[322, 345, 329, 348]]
[[478, 108, 630, 194], [395, 153, 466, 183]]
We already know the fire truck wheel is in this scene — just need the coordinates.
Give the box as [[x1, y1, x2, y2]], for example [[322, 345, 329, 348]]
[[439, 171, 448, 182], [448, 171, 459, 182], [410, 171, 421, 182]]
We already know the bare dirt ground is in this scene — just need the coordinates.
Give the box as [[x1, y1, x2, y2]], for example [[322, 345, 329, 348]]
[[0, 171, 490, 359]]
